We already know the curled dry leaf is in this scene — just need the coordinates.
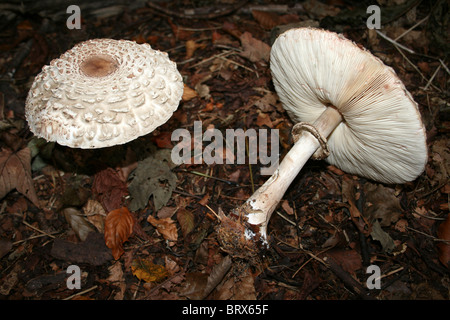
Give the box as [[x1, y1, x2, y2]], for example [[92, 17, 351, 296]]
[[104, 207, 135, 260], [83, 199, 106, 233], [147, 215, 178, 244], [0, 147, 39, 207], [63, 207, 95, 241]]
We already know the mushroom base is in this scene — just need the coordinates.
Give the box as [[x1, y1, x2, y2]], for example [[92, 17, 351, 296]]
[[216, 204, 268, 265]]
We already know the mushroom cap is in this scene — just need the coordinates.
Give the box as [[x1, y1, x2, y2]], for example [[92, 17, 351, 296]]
[[270, 28, 427, 184], [25, 39, 183, 149]]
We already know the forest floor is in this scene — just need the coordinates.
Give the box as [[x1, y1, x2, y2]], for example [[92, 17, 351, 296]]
[[0, 0, 448, 302]]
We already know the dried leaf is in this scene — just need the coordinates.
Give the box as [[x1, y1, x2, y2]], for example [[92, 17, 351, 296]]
[[363, 182, 401, 226], [255, 111, 273, 128], [342, 177, 370, 235], [181, 272, 208, 300], [92, 168, 128, 212], [63, 207, 95, 241], [281, 200, 294, 215], [0, 238, 13, 259], [177, 208, 195, 238], [182, 84, 198, 101], [437, 215, 450, 268], [202, 255, 232, 299], [83, 199, 106, 233], [185, 40, 206, 59], [326, 249, 362, 274], [214, 268, 256, 300], [0, 147, 39, 207], [128, 150, 177, 211], [152, 131, 174, 149], [131, 258, 168, 283], [147, 215, 178, 243], [251, 10, 280, 29], [104, 207, 135, 260], [371, 219, 395, 253], [239, 32, 270, 63]]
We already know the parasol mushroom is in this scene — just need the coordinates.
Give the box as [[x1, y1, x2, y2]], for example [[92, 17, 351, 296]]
[[217, 28, 427, 260], [25, 38, 183, 149]]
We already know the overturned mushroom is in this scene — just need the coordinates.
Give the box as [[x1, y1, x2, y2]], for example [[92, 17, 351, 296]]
[[217, 28, 427, 260], [25, 38, 183, 149]]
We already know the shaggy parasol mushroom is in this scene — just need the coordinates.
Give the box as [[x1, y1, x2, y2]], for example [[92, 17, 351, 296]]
[[217, 28, 427, 260], [25, 38, 183, 149]]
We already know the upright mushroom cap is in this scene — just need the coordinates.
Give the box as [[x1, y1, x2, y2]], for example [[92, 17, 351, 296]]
[[270, 28, 427, 184], [25, 39, 183, 149]]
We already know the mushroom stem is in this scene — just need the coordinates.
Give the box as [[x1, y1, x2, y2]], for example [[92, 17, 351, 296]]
[[246, 106, 342, 239], [218, 106, 343, 257]]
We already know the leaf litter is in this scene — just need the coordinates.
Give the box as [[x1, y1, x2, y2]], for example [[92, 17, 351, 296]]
[[0, 0, 448, 301]]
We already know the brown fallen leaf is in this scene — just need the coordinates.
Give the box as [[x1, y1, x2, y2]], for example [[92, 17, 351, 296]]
[[0, 147, 39, 207], [104, 207, 135, 260], [185, 39, 206, 59], [239, 32, 270, 63], [363, 182, 402, 226], [177, 208, 195, 239], [437, 215, 450, 269], [92, 167, 128, 212], [63, 207, 95, 241], [326, 248, 362, 275], [252, 10, 281, 29], [147, 215, 178, 244], [182, 84, 198, 102]]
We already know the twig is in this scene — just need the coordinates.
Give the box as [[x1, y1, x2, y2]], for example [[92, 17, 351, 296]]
[[63, 285, 98, 300], [423, 64, 441, 90], [394, 16, 429, 41], [407, 226, 450, 244], [12, 232, 59, 245], [376, 30, 442, 92], [275, 211, 302, 230], [321, 255, 375, 300], [22, 220, 55, 239], [187, 50, 236, 69], [376, 30, 416, 54], [393, 45, 441, 92], [176, 169, 239, 186], [439, 59, 450, 75]]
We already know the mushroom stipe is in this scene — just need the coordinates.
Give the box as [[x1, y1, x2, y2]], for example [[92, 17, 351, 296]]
[[217, 28, 427, 260]]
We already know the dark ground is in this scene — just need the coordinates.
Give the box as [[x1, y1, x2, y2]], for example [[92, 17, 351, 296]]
[[0, 0, 448, 302]]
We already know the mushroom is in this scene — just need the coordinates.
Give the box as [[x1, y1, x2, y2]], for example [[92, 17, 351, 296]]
[[217, 28, 427, 259], [25, 38, 183, 149]]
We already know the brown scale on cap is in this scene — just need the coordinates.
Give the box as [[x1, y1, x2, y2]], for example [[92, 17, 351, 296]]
[[80, 55, 118, 77]]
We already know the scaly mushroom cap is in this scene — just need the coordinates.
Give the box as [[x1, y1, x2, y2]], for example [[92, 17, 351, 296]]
[[270, 28, 427, 184], [25, 39, 183, 149]]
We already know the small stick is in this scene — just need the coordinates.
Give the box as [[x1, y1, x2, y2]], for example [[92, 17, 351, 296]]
[[22, 220, 55, 239], [376, 30, 416, 54], [423, 64, 441, 90], [188, 50, 235, 69], [394, 16, 429, 41], [63, 285, 98, 300]]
